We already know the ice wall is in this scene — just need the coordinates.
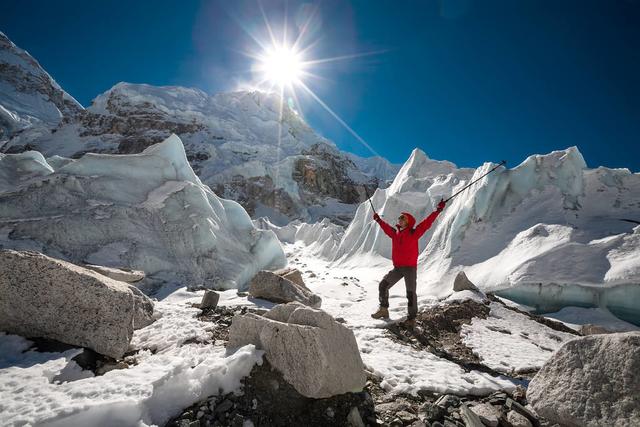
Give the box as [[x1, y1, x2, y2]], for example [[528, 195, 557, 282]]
[[0, 134, 285, 290], [330, 147, 640, 324]]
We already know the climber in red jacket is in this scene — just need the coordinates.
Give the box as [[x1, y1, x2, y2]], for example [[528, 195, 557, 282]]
[[371, 199, 446, 326]]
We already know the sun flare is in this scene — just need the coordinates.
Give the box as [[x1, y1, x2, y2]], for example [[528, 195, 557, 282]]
[[259, 46, 303, 87]]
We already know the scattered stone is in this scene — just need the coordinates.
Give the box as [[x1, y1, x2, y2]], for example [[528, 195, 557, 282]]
[[248, 270, 321, 308], [200, 290, 220, 309], [215, 399, 233, 414], [459, 404, 485, 427], [506, 410, 533, 427], [452, 271, 480, 292], [435, 395, 461, 409], [506, 398, 537, 423], [83, 263, 145, 283], [347, 407, 365, 427], [469, 403, 500, 427], [0, 249, 154, 359], [228, 302, 366, 398], [527, 332, 640, 427], [396, 410, 418, 423]]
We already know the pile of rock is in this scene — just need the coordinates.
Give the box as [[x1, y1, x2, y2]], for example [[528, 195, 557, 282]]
[[228, 302, 366, 398], [0, 249, 154, 359], [248, 268, 321, 308], [167, 360, 375, 427]]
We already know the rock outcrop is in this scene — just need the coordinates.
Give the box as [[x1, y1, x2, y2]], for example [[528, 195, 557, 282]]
[[249, 270, 321, 308], [228, 302, 366, 398], [0, 250, 154, 359], [527, 332, 640, 426]]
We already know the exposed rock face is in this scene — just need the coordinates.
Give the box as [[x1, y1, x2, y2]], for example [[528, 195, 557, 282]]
[[228, 302, 366, 398], [1, 33, 399, 225], [0, 32, 83, 140], [527, 332, 640, 427], [249, 270, 321, 308], [0, 250, 154, 359]]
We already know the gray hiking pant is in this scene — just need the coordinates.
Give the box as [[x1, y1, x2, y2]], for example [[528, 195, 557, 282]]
[[378, 266, 418, 319]]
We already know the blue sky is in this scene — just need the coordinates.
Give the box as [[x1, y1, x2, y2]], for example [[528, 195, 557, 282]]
[[2, 0, 639, 171]]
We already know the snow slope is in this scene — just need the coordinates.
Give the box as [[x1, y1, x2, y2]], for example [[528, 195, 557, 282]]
[[326, 147, 640, 324], [0, 31, 82, 140], [0, 134, 285, 290]]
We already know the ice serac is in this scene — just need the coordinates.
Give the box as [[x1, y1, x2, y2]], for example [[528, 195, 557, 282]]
[[331, 146, 640, 324], [0, 134, 285, 290]]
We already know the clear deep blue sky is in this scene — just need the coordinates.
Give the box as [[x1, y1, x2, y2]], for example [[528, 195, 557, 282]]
[[2, 0, 639, 171]]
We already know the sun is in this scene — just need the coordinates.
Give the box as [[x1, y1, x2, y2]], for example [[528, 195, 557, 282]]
[[258, 46, 304, 87]]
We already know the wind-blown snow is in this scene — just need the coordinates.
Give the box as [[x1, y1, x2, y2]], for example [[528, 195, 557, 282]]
[[0, 134, 285, 289]]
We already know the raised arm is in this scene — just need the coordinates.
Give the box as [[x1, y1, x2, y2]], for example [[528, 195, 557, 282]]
[[415, 199, 446, 238], [373, 213, 396, 238]]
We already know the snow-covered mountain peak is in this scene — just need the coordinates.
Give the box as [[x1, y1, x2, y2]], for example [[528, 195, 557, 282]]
[[0, 31, 82, 138]]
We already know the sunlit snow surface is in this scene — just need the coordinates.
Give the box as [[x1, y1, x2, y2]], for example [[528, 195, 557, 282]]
[[0, 290, 263, 427], [3, 240, 629, 426]]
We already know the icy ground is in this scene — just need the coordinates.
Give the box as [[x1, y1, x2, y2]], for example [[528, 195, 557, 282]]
[[2, 242, 636, 426]]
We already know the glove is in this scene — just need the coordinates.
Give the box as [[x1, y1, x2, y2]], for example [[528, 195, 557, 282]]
[[373, 213, 380, 221], [437, 199, 446, 212]]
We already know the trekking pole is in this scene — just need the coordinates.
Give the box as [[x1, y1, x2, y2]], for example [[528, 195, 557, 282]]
[[363, 185, 378, 216], [443, 160, 507, 204]]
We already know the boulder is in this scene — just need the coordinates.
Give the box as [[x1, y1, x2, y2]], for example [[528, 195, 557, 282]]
[[527, 332, 640, 427], [201, 290, 220, 309], [273, 267, 306, 288], [249, 270, 321, 308], [83, 264, 145, 283], [579, 323, 612, 335], [0, 250, 154, 359], [453, 271, 480, 292], [228, 302, 366, 398]]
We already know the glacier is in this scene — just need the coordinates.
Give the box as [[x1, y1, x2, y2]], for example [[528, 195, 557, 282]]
[[0, 134, 285, 291], [308, 147, 640, 325]]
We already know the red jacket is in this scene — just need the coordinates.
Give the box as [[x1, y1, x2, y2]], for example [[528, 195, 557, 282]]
[[375, 211, 441, 267]]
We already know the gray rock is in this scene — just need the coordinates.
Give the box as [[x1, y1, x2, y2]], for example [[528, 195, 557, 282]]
[[453, 271, 479, 292], [347, 406, 365, 427], [435, 395, 461, 409], [273, 267, 306, 288], [579, 323, 612, 335], [469, 403, 500, 427], [527, 332, 640, 427], [0, 250, 154, 358], [83, 264, 145, 283], [228, 302, 365, 398], [459, 404, 484, 427], [201, 290, 220, 309], [506, 410, 532, 427], [249, 270, 321, 308]]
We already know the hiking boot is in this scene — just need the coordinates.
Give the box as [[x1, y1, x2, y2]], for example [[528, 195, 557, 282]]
[[371, 307, 389, 319], [400, 318, 416, 328]]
